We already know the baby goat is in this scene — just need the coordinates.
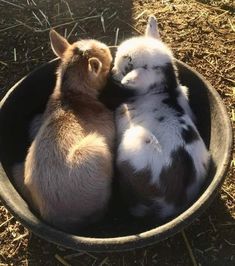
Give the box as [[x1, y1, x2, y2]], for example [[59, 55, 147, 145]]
[[23, 30, 114, 231], [113, 16, 210, 220]]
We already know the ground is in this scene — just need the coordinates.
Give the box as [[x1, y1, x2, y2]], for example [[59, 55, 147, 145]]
[[0, 0, 234, 265]]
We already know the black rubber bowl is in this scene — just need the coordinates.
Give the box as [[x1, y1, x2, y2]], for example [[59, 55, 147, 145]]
[[0, 59, 232, 252]]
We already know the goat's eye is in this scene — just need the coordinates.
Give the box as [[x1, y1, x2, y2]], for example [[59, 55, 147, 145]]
[[123, 55, 132, 62]]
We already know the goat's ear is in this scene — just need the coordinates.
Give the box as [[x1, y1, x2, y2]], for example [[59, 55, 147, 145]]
[[145, 15, 161, 39], [121, 69, 139, 88], [88, 57, 102, 76], [50, 29, 70, 58]]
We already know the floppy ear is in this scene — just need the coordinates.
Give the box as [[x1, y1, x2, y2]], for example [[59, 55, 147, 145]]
[[121, 69, 139, 87], [50, 29, 70, 58], [145, 15, 160, 39], [88, 57, 102, 76]]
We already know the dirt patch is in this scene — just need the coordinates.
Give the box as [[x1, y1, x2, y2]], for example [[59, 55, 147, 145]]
[[0, 0, 234, 265]]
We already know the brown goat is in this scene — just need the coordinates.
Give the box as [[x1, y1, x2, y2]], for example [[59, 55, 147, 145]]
[[23, 30, 114, 231]]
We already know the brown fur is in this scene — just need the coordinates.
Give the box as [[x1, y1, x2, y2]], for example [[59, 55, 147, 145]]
[[23, 30, 114, 231], [59, 40, 112, 98]]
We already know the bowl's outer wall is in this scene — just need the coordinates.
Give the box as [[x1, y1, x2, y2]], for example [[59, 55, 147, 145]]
[[0, 60, 57, 173], [0, 60, 232, 252]]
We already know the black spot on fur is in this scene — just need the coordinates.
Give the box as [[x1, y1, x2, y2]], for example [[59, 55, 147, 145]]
[[152, 66, 160, 70], [162, 62, 179, 98], [123, 55, 132, 62], [148, 83, 167, 96], [128, 98, 135, 103], [158, 116, 165, 122], [176, 112, 184, 117], [152, 91, 166, 96], [148, 83, 157, 91], [153, 108, 158, 112], [153, 62, 183, 116], [147, 61, 182, 115], [162, 98, 184, 115], [179, 118, 185, 124], [162, 98, 170, 104], [159, 147, 196, 205], [181, 125, 199, 144], [124, 66, 130, 74], [143, 64, 148, 69]]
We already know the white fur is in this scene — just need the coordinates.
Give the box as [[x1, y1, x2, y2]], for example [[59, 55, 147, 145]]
[[121, 68, 164, 91], [178, 85, 196, 122], [114, 15, 210, 219], [113, 37, 173, 82]]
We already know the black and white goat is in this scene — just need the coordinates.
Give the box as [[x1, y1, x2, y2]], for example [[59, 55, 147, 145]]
[[113, 16, 210, 220]]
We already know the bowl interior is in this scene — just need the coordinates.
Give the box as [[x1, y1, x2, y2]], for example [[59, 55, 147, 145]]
[[0, 59, 232, 251]]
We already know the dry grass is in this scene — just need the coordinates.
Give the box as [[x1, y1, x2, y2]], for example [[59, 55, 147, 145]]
[[0, 0, 234, 265]]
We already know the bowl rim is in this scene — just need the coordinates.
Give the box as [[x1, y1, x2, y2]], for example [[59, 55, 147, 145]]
[[0, 59, 232, 252]]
